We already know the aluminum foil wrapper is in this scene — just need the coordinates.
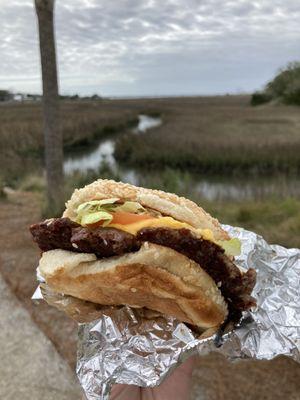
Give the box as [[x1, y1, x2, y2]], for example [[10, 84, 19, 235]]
[[33, 225, 300, 400]]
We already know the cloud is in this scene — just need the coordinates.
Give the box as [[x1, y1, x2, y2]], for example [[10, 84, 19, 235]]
[[0, 0, 299, 95]]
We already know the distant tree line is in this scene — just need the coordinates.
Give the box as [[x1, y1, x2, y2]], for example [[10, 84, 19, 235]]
[[0, 89, 102, 102], [59, 93, 102, 101], [252, 62, 300, 106], [0, 89, 13, 101]]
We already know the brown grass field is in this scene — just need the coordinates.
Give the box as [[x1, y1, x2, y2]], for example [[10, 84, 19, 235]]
[[0, 99, 140, 181], [115, 95, 300, 174], [1, 95, 300, 183]]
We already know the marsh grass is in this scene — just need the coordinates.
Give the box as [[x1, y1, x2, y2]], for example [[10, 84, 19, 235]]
[[114, 96, 300, 174], [0, 100, 141, 182], [2, 96, 300, 179]]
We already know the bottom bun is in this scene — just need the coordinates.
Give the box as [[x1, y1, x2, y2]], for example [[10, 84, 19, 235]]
[[38, 243, 228, 328]]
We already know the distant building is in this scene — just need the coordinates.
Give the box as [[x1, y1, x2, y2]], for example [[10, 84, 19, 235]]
[[13, 93, 24, 101], [12, 93, 42, 102]]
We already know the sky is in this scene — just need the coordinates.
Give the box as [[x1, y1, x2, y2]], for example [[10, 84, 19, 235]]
[[0, 0, 300, 97]]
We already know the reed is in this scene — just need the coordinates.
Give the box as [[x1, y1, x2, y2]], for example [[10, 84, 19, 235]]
[[0, 100, 140, 181], [114, 96, 300, 174]]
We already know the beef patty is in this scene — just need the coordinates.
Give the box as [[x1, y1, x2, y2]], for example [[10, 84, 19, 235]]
[[30, 218, 138, 257], [71, 226, 139, 257], [30, 218, 80, 252], [30, 218, 256, 316]]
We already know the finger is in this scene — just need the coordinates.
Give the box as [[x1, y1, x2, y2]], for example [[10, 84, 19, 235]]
[[110, 384, 141, 400]]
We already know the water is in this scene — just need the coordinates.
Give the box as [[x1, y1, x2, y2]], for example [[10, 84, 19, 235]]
[[133, 114, 162, 133], [64, 115, 161, 175], [192, 175, 300, 201], [63, 115, 299, 201], [64, 139, 116, 174], [115, 170, 300, 202]]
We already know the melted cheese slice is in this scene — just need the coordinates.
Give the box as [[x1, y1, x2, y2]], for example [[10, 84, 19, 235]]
[[109, 216, 215, 242]]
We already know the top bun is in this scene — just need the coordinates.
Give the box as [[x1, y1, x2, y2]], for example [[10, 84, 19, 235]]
[[63, 179, 229, 240]]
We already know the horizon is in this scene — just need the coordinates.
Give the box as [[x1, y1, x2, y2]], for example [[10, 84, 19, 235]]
[[1, 90, 254, 99]]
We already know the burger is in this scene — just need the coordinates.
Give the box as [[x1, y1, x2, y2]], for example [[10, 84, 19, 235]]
[[30, 179, 256, 329]]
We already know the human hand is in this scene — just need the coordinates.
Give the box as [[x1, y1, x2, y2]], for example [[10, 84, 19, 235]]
[[110, 356, 196, 400]]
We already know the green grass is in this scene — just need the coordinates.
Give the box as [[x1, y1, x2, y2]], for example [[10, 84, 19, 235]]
[[203, 198, 300, 249], [18, 175, 46, 192]]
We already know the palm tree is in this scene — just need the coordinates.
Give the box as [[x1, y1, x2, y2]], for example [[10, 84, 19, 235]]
[[35, 0, 64, 214]]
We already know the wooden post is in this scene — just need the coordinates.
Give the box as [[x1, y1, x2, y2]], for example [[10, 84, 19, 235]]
[[35, 0, 64, 214]]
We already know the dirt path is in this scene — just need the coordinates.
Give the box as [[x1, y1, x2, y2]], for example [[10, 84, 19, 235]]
[[0, 191, 299, 400]]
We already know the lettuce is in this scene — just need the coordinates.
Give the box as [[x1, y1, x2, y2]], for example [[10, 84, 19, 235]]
[[77, 198, 120, 216], [76, 198, 145, 226], [217, 238, 241, 257], [115, 201, 145, 213], [81, 211, 113, 226]]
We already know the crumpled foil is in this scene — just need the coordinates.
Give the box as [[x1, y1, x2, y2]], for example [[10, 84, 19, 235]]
[[33, 225, 300, 400]]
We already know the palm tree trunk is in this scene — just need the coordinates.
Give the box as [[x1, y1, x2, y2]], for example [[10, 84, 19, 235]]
[[35, 0, 64, 214]]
